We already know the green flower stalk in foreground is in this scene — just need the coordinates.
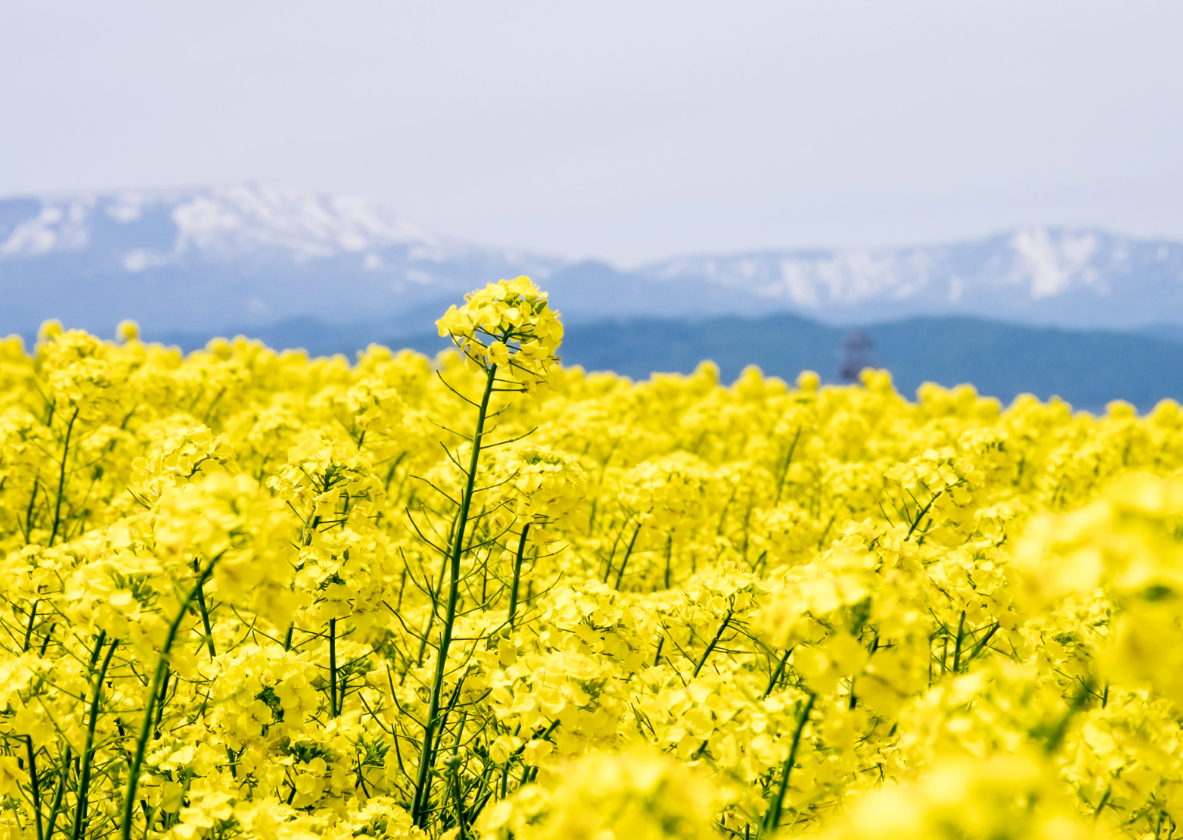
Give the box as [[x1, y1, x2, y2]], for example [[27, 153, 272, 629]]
[[410, 277, 563, 829]]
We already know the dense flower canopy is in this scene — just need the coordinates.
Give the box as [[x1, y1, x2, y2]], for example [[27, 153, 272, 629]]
[[0, 278, 1179, 839]]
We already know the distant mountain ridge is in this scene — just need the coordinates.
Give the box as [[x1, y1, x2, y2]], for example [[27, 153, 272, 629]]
[[639, 228, 1183, 329], [4, 184, 1183, 338], [0, 185, 562, 335]]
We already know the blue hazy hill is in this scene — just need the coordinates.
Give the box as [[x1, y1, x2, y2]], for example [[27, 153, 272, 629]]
[[149, 312, 1183, 414]]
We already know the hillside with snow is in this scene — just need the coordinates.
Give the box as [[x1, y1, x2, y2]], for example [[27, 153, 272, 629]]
[[3, 185, 1183, 339], [640, 228, 1183, 329], [0, 185, 562, 336]]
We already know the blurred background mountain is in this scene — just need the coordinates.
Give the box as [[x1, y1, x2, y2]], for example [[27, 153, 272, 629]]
[[3, 185, 1182, 412]]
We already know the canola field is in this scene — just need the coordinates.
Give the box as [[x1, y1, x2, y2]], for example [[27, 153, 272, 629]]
[[1, 276, 1181, 840]]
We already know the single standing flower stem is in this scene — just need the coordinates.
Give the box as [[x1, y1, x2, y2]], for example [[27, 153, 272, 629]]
[[411, 362, 498, 827]]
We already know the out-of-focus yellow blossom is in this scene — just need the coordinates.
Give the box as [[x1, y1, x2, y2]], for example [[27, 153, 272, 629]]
[[818, 754, 1112, 840], [476, 747, 720, 840]]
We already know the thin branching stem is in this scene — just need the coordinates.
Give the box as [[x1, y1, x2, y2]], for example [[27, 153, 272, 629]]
[[72, 636, 118, 840], [760, 692, 816, 838], [329, 618, 339, 718], [507, 523, 531, 629], [48, 407, 79, 548], [411, 362, 498, 827], [25, 736, 43, 840]]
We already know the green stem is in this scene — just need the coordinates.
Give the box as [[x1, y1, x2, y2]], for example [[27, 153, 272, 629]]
[[43, 746, 71, 840], [774, 426, 802, 505], [613, 523, 643, 591], [37, 624, 55, 657], [22, 479, 39, 545], [119, 558, 220, 840], [1043, 678, 1093, 755], [951, 611, 966, 674], [329, 618, 338, 718], [507, 523, 530, 629], [25, 737, 43, 840], [411, 363, 498, 828], [760, 692, 816, 838], [965, 622, 1000, 666], [449, 710, 469, 840], [764, 649, 792, 699], [153, 667, 170, 737], [49, 408, 79, 548], [905, 491, 940, 541], [22, 601, 39, 652], [46, 638, 105, 840], [194, 562, 216, 659], [693, 612, 733, 678], [1093, 787, 1111, 820], [72, 637, 118, 840]]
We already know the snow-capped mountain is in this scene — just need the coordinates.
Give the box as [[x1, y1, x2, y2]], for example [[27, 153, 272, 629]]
[[639, 228, 1183, 329], [3, 185, 1183, 341], [0, 185, 564, 336]]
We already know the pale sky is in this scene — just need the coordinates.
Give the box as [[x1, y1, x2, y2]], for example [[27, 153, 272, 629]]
[[2, 2, 1181, 265]]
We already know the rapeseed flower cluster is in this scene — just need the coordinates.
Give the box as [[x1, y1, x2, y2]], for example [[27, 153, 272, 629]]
[[0, 276, 1178, 839]]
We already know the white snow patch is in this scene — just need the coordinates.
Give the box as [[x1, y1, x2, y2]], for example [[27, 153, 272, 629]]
[[1, 209, 60, 255], [1, 204, 90, 256], [1010, 229, 1098, 299], [822, 252, 896, 302], [166, 185, 440, 262], [173, 198, 244, 251], [777, 261, 821, 307], [889, 251, 933, 300]]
